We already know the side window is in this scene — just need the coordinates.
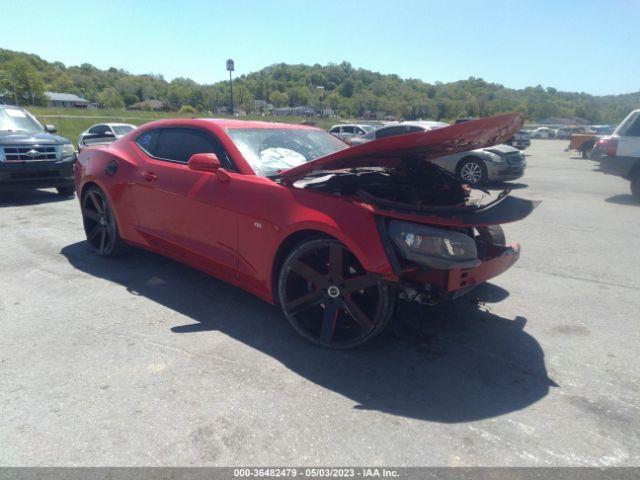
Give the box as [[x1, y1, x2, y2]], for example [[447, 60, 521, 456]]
[[89, 125, 109, 135], [376, 126, 407, 139], [355, 127, 365, 135], [329, 127, 340, 134], [151, 128, 236, 170], [342, 126, 355, 134], [624, 115, 640, 137], [407, 126, 424, 133], [135, 129, 161, 156]]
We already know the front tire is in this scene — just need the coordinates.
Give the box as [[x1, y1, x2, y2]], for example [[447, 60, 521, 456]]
[[631, 173, 640, 200], [81, 186, 128, 256], [56, 186, 75, 197], [278, 238, 396, 348], [457, 157, 487, 186]]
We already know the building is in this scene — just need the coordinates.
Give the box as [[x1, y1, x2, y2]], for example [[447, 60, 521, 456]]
[[271, 106, 316, 117], [45, 91, 90, 108]]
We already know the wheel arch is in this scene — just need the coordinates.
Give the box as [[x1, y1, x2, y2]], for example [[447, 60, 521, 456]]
[[79, 179, 126, 237], [270, 229, 335, 304]]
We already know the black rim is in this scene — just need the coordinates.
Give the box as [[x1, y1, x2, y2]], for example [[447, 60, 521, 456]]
[[82, 190, 115, 254], [281, 242, 384, 346]]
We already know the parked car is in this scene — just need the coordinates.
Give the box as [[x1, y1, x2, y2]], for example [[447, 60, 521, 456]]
[[0, 105, 76, 196], [349, 121, 448, 146], [328, 124, 373, 142], [588, 125, 614, 135], [74, 114, 537, 348], [568, 133, 600, 159], [555, 127, 573, 140], [531, 127, 556, 139], [595, 110, 640, 199], [350, 121, 526, 185], [506, 130, 531, 150], [78, 123, 137, 151]]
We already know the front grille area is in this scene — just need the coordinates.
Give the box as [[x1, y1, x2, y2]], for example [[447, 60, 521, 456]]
[[2, 145, 58, 161], [10, 171, 60, 180], [506, 155, 524, 165]]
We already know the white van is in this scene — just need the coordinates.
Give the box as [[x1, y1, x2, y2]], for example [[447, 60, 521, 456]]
[[596, 109, 640, 198]]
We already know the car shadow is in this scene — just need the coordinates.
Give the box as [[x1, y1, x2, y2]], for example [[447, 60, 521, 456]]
[[605, 194, 640, 206], [485, 181, 529, 191], [60, 241, 556, 423], [0, 189, 74, 207]]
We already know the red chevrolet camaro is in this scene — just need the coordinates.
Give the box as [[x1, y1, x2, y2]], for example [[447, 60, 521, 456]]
[[74, 113, 538, 348]]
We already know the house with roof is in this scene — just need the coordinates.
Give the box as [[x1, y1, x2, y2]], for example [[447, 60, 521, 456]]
[[44, 91, 90, 108]]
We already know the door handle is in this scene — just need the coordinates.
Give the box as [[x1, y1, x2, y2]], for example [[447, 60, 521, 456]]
[[141, 171, 158, 182]]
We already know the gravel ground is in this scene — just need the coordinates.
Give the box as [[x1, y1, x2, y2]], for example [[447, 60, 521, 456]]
[[1, 139, 639, 466]]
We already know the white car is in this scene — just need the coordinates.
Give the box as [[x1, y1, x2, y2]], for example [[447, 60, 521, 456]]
[[328, 124, 374, 142], [531, 127, 556, 139], [77, 123, 137, 151], [596, 109, 640, 198]]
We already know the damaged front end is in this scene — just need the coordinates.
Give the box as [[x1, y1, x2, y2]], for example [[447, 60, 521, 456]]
[[291, 160, 539, 304], [277, 113, 538, 304]]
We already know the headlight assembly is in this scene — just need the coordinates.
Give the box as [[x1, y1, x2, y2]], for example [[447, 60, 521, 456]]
[[388, 221, 480, 269], [61, 143, 76, 158]]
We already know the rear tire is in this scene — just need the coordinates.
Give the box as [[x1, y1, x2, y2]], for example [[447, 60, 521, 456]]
[[56, 186, 75, 197], [278, 238, 396, 348], [81, 186, 128, 256]]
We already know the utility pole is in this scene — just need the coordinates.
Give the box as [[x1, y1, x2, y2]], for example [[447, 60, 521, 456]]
[[226, 59, 235, 115]]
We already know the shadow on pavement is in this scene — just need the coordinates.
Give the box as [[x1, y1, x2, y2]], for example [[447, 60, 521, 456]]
[[485, 181, 529, 191], [0, 189, 74, 207], [61, 241, 556, 423], [605, 194, 640, 206]]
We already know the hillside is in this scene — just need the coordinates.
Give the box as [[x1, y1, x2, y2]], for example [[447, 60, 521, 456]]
[[1, 48, 638, 123]]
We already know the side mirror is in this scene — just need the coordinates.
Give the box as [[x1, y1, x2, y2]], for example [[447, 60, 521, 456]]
[[187, 153, 230, 182], [45, 124, 57, 133]]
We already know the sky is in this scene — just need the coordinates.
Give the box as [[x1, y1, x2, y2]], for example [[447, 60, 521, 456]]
[[1, 0, 638, 95]]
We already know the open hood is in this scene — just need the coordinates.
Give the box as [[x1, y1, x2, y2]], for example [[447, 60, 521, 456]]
[[278, 113, 524, 182]]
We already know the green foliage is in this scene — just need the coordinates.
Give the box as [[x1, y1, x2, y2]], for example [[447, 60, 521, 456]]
[[179, 104, 197, 114], [97, 87, 125, 109], [0, 58, 46, 105], [2, 48, 639, 123]]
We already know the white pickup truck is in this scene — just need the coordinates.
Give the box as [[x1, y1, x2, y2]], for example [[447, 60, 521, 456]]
[[596, 109, 640, 199]]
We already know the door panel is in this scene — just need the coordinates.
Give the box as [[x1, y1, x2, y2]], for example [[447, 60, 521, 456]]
[[130, 127, 239, 282]]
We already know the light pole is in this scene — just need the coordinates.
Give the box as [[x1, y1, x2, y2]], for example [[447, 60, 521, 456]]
[[226, 59, 234, 115]]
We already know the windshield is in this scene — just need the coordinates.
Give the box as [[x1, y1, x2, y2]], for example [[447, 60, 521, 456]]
[[227, 128, 348, 177], [113, 125, 135, 135], [0, 108, 44, 134], [362, 125, 375, 132]]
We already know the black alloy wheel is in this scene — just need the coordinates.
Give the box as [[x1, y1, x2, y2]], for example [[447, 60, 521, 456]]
[[81, 186, 126, 256], [278, 238, 396, 348]]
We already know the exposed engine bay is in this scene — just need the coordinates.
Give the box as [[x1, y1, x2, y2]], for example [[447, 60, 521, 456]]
[[291, 159, 483, 211]]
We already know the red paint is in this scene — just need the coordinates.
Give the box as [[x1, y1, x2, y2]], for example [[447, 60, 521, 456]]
[[75, 115, 530, 305]]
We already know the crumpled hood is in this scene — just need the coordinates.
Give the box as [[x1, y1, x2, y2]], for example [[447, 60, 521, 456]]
[[278, 113, 524, 182], [0, 131, 71, 146]]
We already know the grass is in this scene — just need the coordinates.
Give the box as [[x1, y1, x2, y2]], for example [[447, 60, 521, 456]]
[[28, 107, 339, 147]]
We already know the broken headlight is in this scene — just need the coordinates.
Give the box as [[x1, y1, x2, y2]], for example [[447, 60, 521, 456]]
[[388, 221, 481, 270]]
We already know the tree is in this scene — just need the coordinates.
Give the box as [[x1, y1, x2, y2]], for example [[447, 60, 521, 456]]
[[0, 59, 46, 105], [98, 87, 125, 109], [179, 104, 197, 114], [269, 91, 289, 107]]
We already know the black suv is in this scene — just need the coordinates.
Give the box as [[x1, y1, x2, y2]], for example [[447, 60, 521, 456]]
[[0, 105, 76, 196]]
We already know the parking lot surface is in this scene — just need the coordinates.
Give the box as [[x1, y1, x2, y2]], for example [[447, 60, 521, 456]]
[[1, 140, 639, 466]]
